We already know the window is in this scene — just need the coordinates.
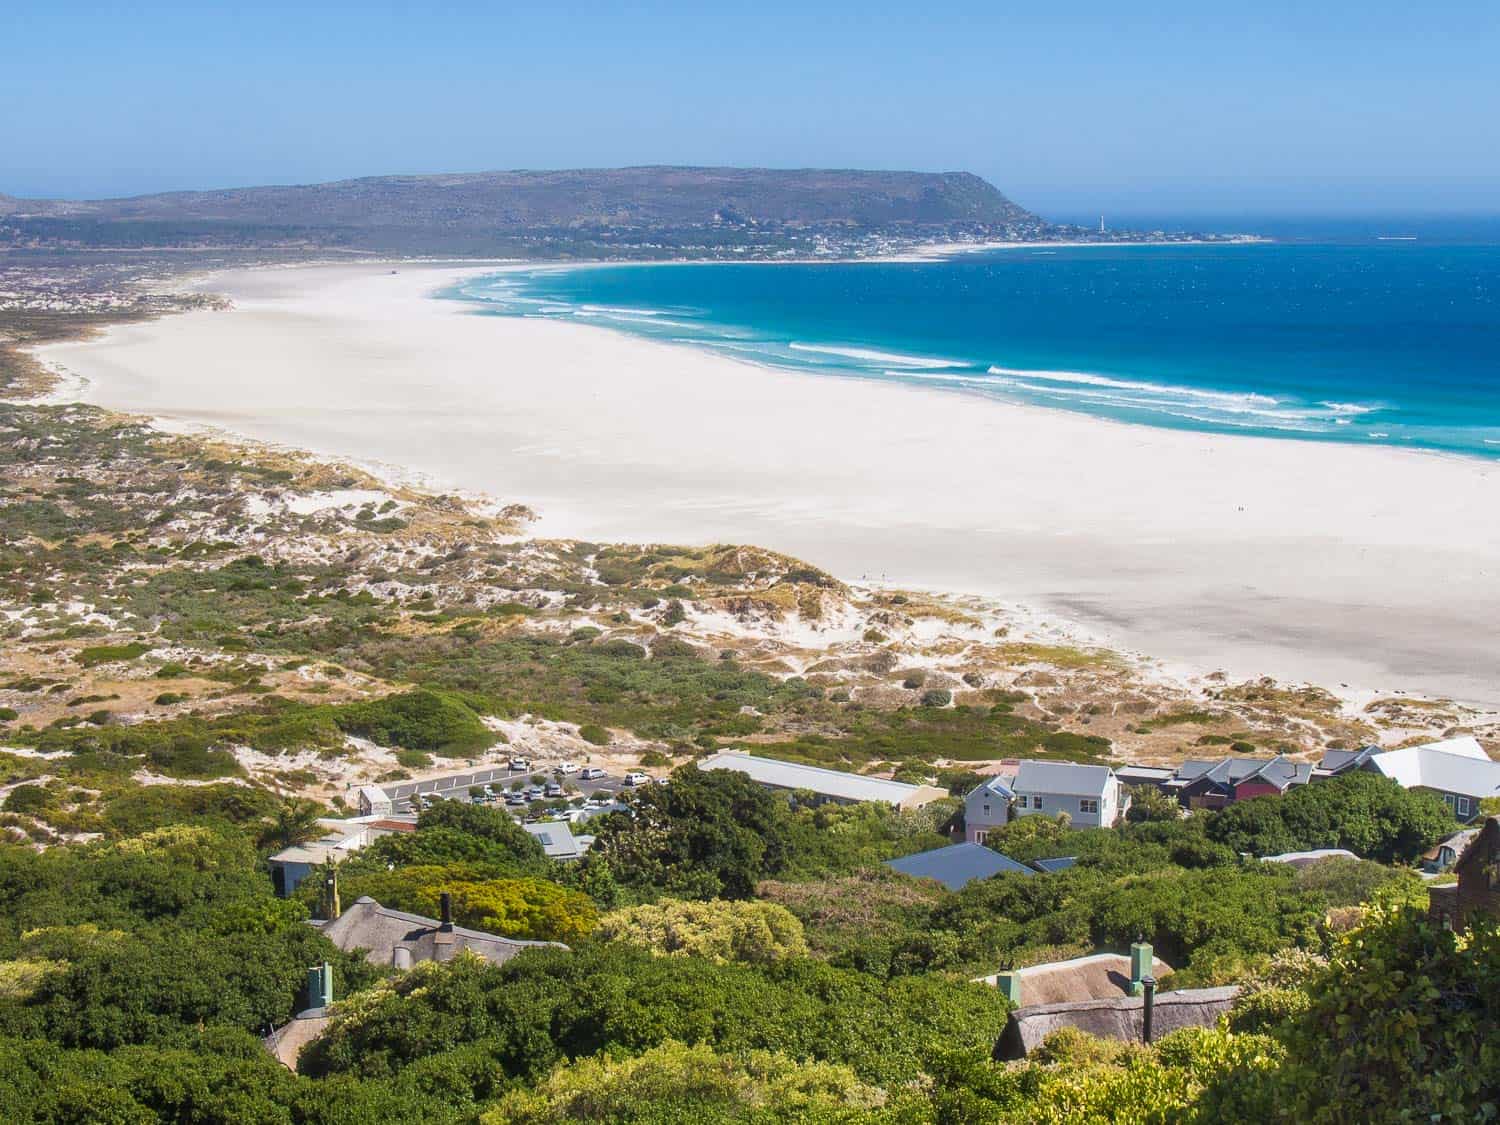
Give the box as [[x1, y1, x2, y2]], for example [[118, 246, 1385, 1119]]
[[1017, 795, 1032, 810], [974, 830, 987, 844], [1443, 793, 1458, 813], [1456, 796, 1471, 817], [1079, 798, 1099, 815], [982, 804, 991, 815]]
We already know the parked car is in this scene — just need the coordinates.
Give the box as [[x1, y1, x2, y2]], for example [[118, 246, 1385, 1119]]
[[544, 781, 564, 797], [623, 771, 649, 787], [579, 766, 606, 781], [483, 784, 499, 797], [509, 757, 531, 771], [505, 791, 526, 806], [556, 761, 580, 775], [524, 786, 544, 800]]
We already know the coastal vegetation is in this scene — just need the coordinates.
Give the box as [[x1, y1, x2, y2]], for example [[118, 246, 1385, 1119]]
[[1, 267, 1497, 1121]]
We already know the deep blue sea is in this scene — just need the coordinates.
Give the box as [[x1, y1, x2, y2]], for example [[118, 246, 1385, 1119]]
[[452, 222, 1500, 458]]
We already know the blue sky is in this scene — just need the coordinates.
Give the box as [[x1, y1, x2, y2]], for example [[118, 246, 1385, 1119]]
[[5, 0, 1497, 218]]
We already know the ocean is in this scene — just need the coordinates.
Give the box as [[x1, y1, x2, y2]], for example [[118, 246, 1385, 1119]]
[[450, 228, 1500, 458]]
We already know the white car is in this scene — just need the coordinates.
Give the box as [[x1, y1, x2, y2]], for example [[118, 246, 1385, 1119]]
[[579, 766, 606, 781], [555, 761, 581, 775], [509, 757, 531, 771], [622, 771, 649, 787]]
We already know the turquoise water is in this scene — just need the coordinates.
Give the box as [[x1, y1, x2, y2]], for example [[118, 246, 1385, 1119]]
[[451, 237, 1500, 457]]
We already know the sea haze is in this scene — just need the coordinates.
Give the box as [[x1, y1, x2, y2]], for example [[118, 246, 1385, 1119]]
[[454, 235, 1500, 458]]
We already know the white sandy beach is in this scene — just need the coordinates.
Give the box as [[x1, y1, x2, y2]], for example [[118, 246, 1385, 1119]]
[[38, 263, 1500, 706]]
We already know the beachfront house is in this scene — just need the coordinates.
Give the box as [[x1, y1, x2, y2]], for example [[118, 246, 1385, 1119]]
[[1010, 761, 1129, 828], [1326, 736, 1500, 822], [963, 775, 1017, 843], [1173, 754, 1312, 810], [697, 750, 949, 810]]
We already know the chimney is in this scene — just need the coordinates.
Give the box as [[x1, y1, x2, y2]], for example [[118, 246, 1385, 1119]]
[[1129, 939, 1153, 996], [1141, 975, 1157, 1044], [322, 859, 341, 921], [305, 961, 333, 1011], [992, 959, 1021, 1006], [439, 892, 454, 932]]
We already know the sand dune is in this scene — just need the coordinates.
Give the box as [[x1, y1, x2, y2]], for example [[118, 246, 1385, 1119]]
[[39, 263, 1500, 705]]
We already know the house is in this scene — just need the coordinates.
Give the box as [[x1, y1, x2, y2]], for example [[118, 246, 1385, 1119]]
[[995, 987, 1241, 1060], [267, 818, 415, 897], [1010, 761, 1129, 829], [884, 842, 1032, 891], [1423, 827, 1481, 874], [697, 751, 948, 809], [963, 775, 1016, 843], [1428, 816, 1500, 929], [1321, 735, 1486, 777], [356, 784, 394, 817], [976, 944, 1170, 1008], [1354, 738, 1500, 822], [524, 819, 584, 861], [316, 894, 566, 969], [1173, 755, 1312, 810]]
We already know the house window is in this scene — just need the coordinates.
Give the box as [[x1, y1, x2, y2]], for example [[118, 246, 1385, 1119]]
[[1456, 796, 1471, 817], [1079, 798, 1099, 815], [1017, 795, 1032, 810], [982, 804, 991, 815], [974, 830, 987, 844]]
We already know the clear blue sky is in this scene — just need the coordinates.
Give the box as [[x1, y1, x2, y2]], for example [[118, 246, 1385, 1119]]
[[5, 0, 1497, 218]]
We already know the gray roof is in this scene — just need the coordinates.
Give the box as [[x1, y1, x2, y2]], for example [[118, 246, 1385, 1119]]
[[1178, 755, 1311, 791], [1012, 760, 1115, 798], [969, 775, 1016, 801], [996, 987, 1240, 1060], [698, 752, 945, 806], [1115, 766, 1175, 783], [524, 820, 581, 859], [1031, 856, 1079, 873], [315, 897, 564, 968], [884, 843, 1032, 890]]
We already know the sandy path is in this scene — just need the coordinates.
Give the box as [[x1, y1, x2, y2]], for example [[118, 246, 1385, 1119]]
[[39, 262, 1500, 705]]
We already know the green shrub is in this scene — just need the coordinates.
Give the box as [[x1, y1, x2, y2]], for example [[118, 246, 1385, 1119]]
[[76, 642, 151, 667], [578, 724, 610, 746]]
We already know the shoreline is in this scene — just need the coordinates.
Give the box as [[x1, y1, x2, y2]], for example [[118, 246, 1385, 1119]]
[[34, 261, 1500, 708]]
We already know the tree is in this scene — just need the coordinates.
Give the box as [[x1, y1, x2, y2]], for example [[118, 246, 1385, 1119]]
[[481, 1039, 884, 1123], [1207, 772, 1454, 863], [584, 765, 794, 899], [257, 797, 326, 851], [1125, 783, 1182, 823], [596, 899, 808, 964]]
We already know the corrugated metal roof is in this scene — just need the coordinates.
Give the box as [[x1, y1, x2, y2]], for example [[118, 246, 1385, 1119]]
[[523, 820, 581, 859], [1032, 856, 1079, 873], [884, 843, 1032, 890], [698, 752, 930, 805], [1013, 760, 1115, 798], [1369, 739, 1500, 799]]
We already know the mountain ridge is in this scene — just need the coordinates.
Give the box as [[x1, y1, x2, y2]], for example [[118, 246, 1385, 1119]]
[[0, 165, 1047, 256]]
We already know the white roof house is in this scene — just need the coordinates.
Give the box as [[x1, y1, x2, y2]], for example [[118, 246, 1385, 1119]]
[[357, 785, 394, 817], [698, 751, 948, 809], [1362, 737, 1500, 821]]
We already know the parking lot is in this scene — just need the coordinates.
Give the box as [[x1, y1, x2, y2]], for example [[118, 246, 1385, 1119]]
[[378, 761, 650, 814]]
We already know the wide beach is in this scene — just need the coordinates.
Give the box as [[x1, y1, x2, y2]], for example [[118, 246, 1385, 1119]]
[[39, 262, 1500, 705]]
